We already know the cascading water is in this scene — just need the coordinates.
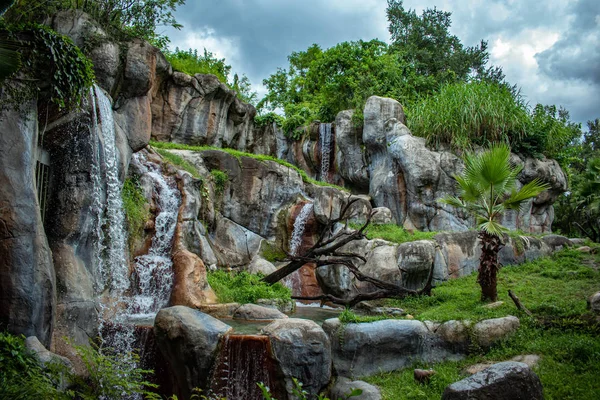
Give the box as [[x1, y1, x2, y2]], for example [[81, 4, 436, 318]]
[[127, 152, 181, 318], [289, 202, 314, 257], [209, 335, 282, 400], [285, 202, 314, 295], [92, 85, 129, 293], [319, 123, 333, 182]]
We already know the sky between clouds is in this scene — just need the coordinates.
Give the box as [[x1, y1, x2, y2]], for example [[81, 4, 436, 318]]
[[163, 0, 599, 127]]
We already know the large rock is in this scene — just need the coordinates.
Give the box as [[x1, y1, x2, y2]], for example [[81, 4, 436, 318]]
[[473, 316, 520, 348], [262, 318, 331, 398], [442, 361, 544, 400], [0, 98, 55, 346], [360, 96, 566, 233], [330, 377, 382, 400], [335, 110, 369, 191], [233, 304, 288, 321], [397, 240, 436, 290], [154, 306, 232, 399], [322, 318, 460, 377], [588, 291, 600, 314]]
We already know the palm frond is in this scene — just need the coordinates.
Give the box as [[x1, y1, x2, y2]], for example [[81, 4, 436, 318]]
[[439, 196, 466, 209], [478, 219, 508, 237], [0, 39, 22, 81], [504, 178, 550, 210]]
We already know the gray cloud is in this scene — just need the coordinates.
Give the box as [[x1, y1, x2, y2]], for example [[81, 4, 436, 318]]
[[165, 0, 599, 125], [535, 0, 600, 85]]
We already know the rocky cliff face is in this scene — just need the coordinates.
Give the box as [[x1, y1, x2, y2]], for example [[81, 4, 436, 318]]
[[0, 9, 568, 354]]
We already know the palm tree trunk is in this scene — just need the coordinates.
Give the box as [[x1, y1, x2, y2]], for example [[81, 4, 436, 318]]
[[478, 231, 503, 302]]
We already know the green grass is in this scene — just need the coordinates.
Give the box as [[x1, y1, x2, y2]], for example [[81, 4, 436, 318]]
[[155, 148, 201, 178], [150, 141, 348, 191], [407, 81, 530, 151], [350, 223, 438, 244], [338, 308, 399, 324], [122, 178, 150, 251], [207, 270, 291, 304], [210, 169, 228, 195], [361, 249, 600, 399]]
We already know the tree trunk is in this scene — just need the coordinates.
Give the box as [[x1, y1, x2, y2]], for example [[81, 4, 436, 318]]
[[478, 231, 503, 302]]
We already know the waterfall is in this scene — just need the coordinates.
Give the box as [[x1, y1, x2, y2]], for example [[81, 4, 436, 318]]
[[93, 85, 129, 293], [319, 123, 333, 182], [209, 335, 281, 400], [289, 202, 314, 256], [127, 152, 181, 318]]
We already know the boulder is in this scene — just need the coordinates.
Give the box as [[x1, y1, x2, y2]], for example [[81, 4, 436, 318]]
[[397, 240, 436, 290], [154, 306, 232, 399], [371, 207, 393, 224], [335, 110, 370, 191], [0, 99, 55, 346], [25, 336, 73, 370], [233, 304, 288, 321], [322, 318, 460, 377], [211, 216, 264, 267], [330, 377, 382, 400], [442, 362, 544, 400], [247, 256, 277, 275], [262, 318, 331, 398], [473, 316, 520, 348]]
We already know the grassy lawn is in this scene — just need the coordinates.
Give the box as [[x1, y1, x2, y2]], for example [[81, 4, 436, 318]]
[[361, 248, 600, 399], [349, 223, 438, 244]]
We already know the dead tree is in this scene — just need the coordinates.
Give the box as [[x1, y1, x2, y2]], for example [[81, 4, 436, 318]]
[[261, 199, 434, 307]]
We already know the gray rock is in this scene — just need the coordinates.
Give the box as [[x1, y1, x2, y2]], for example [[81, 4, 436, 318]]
[[371, 207, 393, 224], [211, 215, 264, 267], [0, 97, 55, 346], [25, 336, 73, 370], [330, 377, 382, 400], [335, 110, 370, 191], [247, 256, 277, 275], [588, 292, 600, 313], [322, 318, 461, 377], [154, 306, 232, 399], [397, 240, 436, 290], [442, 361, 544, 400], [473, 316, 520, 348], [233, 304, 288, 320], [262, 318, 331, 398]]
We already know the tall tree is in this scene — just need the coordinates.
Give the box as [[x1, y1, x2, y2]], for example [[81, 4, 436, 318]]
[[441, 144, 550, 301], [386, 0, 497, 86]]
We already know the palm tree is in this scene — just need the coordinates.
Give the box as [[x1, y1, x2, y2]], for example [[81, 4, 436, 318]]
[[441, 144, 550, 301]]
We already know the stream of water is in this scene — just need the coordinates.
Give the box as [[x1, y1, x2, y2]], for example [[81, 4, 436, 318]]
[[319, 123, 333, 182]]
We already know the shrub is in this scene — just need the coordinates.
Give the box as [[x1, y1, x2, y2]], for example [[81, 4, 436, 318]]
[[406, 81, 530, 151], [350, 223, 437, 244], [155, 148, 201, 178], [207, 270, 291, 304], [210, 169, 228, 196]]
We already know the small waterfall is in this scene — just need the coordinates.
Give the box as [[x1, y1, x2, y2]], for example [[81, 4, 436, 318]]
[[286, 202, 314, 296], [92, 85, 129, 293], [209, 335, 282, 400], [289, 202, 314, 256], [127, 152, 181, 318], [319, 123, 333, 182]]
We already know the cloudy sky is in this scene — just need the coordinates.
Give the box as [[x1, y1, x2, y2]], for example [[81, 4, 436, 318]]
[[163, 0, 599, 127]]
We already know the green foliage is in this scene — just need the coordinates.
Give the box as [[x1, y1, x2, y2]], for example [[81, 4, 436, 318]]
[[260, 241, 287, 263], [257, 378, 362, 400], [350, 223, 437, 244], [122, 177, 150, 251], [338, 308, 397, 324], [441, 143, 550, 237], [164, 47, 257, 104], [553, 119, 600, 241], [2, 0, 185, 48], [0, 24, 95, 111], [150, 141, 348, 192], [0, 332, 70, 399], [156, 148, 201, 178], [207, 270, 291, 304], [70, 343, 159, 400], [386, 1, 500, 86], [254, 111, 285, 128], [367, 249, 600, 399], [210, 169, 228, 196], [407, 82, 530, 150], [261, 2, 503, 134]]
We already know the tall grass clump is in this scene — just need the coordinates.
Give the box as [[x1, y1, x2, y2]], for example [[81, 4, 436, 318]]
[[407, 82, 530, 150], [122, 178, 150, 251]]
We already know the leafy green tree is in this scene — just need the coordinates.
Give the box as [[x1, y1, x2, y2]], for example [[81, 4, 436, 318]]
[[386, 0, 502, 87], [0, 0, 20, 82], [441, 144, 550, 301], [2, 0, 185, 48]]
